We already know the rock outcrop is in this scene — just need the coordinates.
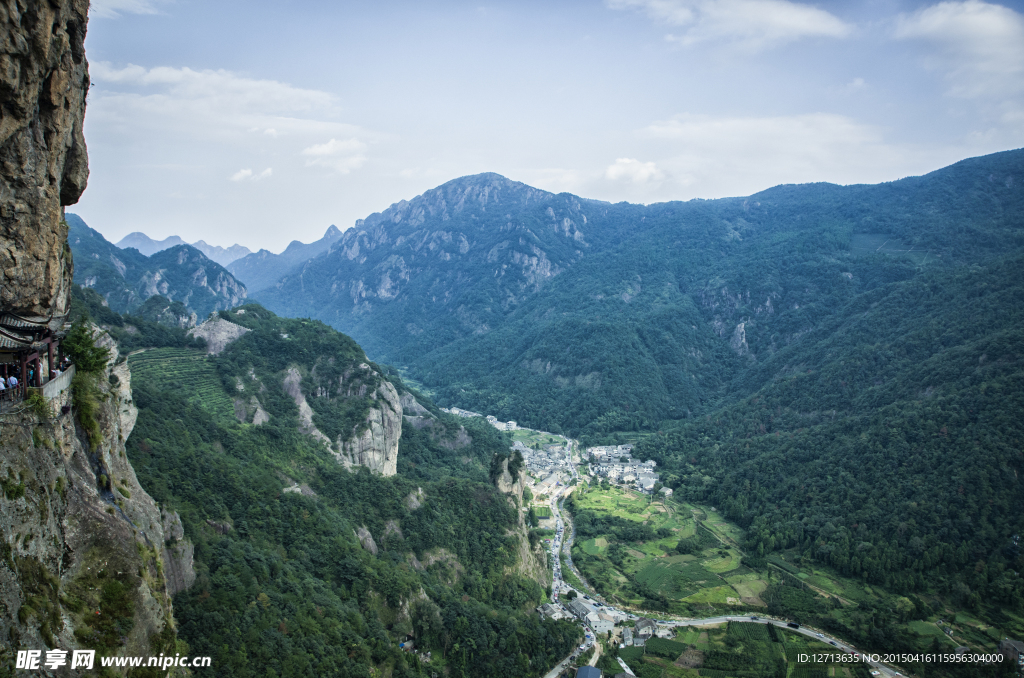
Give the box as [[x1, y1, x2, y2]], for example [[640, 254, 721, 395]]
[[494, 457, 550, 588], [188, 315, 250, 354], [282, 364, 402, 476], [282, 367, 333, 446], [161, 510, 195, 597], [337, 376, 402, 476], [355, 526, 378, 556], [0, 5, 185, 666], [0, 0, 90, 318]]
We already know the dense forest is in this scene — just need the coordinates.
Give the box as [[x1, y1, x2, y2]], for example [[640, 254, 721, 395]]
[[70, 290, 579, 678], [633, 254, 1024, 607]]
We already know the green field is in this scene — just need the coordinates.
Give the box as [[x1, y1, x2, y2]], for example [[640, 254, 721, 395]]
[[568, 485, 768, 610], [512, 428, 565, 449], [619, 623, 870, 678], [533, 506, 552, 519], [128, 347, 235, 422]]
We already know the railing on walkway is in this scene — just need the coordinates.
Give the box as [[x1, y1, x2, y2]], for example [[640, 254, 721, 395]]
[[0, 385, 22, 411], [27, 364, 75, 400], [0, 364, 75, 412]]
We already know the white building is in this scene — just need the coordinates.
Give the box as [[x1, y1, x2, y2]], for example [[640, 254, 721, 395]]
[[586, 611, 615, 634]]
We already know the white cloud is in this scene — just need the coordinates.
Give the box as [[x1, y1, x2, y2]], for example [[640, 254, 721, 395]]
[[90, 0, 164, 19], [608, 0, 851, 49], [230, 168, 272, 182], [91, 63, 338, 118], [87, 62, 377, 177], [605, 158, 664, 183], [301, 138, 368, 173], [638, 112, 960, 196], [895, 0, 1024, 99]]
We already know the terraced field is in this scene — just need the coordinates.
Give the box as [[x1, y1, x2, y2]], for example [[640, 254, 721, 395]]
[[128, 348, 235, 422]]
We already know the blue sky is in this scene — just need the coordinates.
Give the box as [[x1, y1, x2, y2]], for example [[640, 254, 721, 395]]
[[76, 0, 1024, 252]]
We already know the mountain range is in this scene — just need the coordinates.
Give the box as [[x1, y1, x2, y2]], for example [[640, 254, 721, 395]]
[[79, 150, 1024, 442], [116, 231, 253, 267], [226, 224, 342, 291], [67, 213, 247, 317], [251, 150, 1024, 438]]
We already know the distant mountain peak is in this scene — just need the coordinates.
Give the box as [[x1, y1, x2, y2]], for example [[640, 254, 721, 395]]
[[354, 173, 553, 232], [116, 231, 187, 256]]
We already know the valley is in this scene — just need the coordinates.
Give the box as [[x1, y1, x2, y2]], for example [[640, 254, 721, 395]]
[[2, 4, 1022, 677], [48, 149, 1024, 677]]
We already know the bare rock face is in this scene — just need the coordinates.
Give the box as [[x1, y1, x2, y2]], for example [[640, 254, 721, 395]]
[[495, 456, 526, 501], [160, 510, 195, 597], [405, 487, 425, 510], [188, 315, 250, 354], [282, 367, 333, 447], [355, 526, 378, 556], [494, 458, 549, 588], [282, 361, 402, 476], [0, 329, 179, 664], [338, 376, 402, 476], [0, 0, 90, 318], [0, 5, 184, 663]]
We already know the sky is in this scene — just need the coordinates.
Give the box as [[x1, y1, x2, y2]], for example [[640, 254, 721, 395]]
[[75, 0, 1024, 253]]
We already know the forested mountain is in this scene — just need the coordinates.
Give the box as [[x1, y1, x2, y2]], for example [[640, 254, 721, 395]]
[[257, 150, 1024, 438], [228, 224, 343, 292], [635, 253, 1024, 608], [67, 213, 248, 316], [67, 288, 576, 678], [255, 172, 647, 361]]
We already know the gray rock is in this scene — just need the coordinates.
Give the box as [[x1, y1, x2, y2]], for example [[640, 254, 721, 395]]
[[188, 316, 250, 355]]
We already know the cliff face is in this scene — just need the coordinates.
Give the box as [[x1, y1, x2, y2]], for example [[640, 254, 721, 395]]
[[337, 375, 402, 476], [0, 0, 89, 318], [0, 334, 182, 669], [0, 3, 188, 669], [281, 361, 402, 476], [495, 458, 550, 588]]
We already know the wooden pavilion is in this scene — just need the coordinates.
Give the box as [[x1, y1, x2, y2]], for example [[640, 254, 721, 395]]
[[0, 312, 69, 405]]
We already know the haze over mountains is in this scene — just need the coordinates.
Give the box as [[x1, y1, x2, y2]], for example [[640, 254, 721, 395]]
[[68, 213, 247, 317], [249, 150, 1024, 436], [226, 224, 342, 291], [116, 231, 253, 267], [90, 149, 1024, 439]]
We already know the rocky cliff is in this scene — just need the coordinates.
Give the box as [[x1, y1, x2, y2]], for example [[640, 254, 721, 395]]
[[495, 457, 550, 588], [0, 332, 185, 670], [337, 372, 402, 476], [283, 363, 403, 476], [0, 0, 89, 318], [0, 4, 190, 670]]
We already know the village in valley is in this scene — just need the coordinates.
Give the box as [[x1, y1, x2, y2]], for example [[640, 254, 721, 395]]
[[440, 407, 946, 678]]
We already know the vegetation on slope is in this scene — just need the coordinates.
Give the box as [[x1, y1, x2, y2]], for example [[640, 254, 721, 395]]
[[118, 302, 577, 678]]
